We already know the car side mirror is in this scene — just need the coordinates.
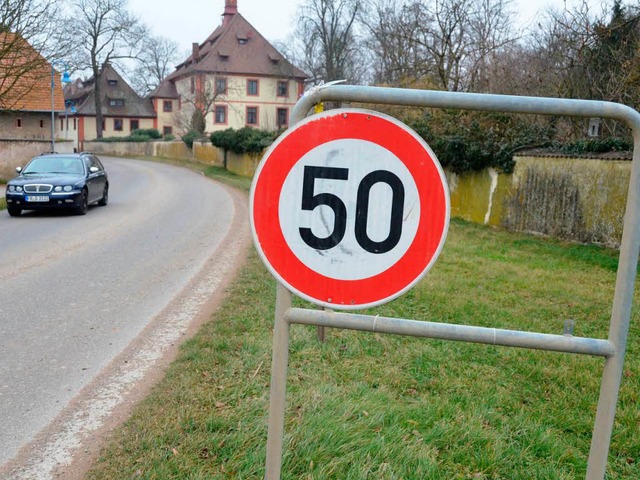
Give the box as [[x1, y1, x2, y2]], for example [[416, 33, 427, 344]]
[[89, 166, 99, 173], [15, 166, 22, 173]]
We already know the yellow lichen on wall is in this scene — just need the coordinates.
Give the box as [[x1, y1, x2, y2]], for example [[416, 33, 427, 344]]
[[447, 168, 510, 227], [502, 156, 630, 247], [446, 156, 630, 247], [193, 142, 221, 165], [156, 141, 190, 160], [226, 151, 262, 177]]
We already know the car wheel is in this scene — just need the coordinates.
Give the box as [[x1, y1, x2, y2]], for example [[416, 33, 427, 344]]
[[75, 189, 89, 215], [7, 205, 21, 217], [97, 185, 108, 206]]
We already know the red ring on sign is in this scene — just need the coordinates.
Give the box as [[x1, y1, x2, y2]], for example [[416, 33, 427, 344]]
[[251, 110, 449, 309]]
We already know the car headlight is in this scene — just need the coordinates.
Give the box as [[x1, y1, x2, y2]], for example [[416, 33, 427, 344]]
[[63, 185, 73, 192], [54, 186, 62, 192], [8, 185, 15, 192], [15, 186, 23, 192]]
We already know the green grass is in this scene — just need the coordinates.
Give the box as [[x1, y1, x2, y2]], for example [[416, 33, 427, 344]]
[[0, 196, 5, 211], [86, 162, 640, 479], [140, 156, 253, 192]]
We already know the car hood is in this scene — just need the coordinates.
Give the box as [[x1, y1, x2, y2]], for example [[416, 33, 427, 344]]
[[8, 173, 86, 186]]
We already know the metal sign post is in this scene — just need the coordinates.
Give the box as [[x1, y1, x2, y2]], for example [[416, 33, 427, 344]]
[[254, 85, 640, 480]]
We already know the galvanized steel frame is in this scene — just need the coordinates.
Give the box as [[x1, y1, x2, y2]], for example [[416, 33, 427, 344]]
[[264, 85, 640, 479]]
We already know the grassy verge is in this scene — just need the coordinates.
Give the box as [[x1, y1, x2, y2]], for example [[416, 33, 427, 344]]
[[0, 196, 5, 211], [87, 161, 639, 479], [138, 156, 253, 192]]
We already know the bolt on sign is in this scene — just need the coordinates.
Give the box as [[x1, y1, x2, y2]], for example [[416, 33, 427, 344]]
[[250, 109, 450, 309]]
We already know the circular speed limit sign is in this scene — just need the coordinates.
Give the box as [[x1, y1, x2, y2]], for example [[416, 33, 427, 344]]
[[250, 109, 450, 310]]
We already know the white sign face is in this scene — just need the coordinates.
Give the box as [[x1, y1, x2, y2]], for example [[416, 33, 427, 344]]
[[251, 108, 450, 310], [279, 139, 420, 281]]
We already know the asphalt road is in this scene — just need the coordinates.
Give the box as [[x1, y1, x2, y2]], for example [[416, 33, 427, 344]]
[[0, 157, 245, 476]]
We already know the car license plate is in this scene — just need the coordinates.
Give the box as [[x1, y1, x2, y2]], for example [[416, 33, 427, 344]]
[[26, 195, 49, 202]]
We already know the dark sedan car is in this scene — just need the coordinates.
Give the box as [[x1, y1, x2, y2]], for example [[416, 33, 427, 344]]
[[5, 152, 109, 217]]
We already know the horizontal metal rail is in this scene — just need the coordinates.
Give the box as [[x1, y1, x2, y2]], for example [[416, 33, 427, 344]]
[[286, 308, 616, 357], [292, 84, 640, 129]]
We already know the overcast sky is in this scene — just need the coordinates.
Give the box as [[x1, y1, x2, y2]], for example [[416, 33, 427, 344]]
[[127, 0, 605, 59]]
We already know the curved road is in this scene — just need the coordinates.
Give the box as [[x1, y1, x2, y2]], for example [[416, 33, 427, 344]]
[[0, 157, 248, 478]]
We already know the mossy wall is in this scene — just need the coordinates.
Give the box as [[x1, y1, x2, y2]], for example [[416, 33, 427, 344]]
[[193, 142, 220, 165], [448, 156, 630, 247], [156, 141, 190, 160], [447, 168, 511, 227], [504, 156, 629, 247], [224, 151, 262, 177]]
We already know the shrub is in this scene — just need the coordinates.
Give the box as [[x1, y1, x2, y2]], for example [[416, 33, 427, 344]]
[[559, 137, 632, 154], [132, 128, 162, 139], [210, 128, 239, 153], [405, 111, 554, 174], [97, 128, 162, 143], [181, 130, 199, 149], [210, 127, 276, 155]]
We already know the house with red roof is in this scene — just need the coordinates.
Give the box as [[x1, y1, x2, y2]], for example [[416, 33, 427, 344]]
[[0, 33, 67, 143], [150, 0, 308, 135]]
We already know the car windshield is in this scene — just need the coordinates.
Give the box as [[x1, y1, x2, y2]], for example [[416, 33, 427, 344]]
[[22, 156, 85, 175]]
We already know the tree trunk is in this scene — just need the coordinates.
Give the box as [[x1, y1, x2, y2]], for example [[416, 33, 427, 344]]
[[92, 64, 103, 139]]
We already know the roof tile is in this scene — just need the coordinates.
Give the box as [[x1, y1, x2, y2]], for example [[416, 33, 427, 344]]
[[0, 33, 66, 112]]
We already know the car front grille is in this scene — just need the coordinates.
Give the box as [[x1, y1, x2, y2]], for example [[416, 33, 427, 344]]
[[24, 184, 53, 194]]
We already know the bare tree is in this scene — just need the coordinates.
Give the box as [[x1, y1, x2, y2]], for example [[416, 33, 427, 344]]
[[0, 0, 68, 108], [466, 0, 518, 92], [173, 78, 243, 135], [522, 0, 640, 137], [363, 0, 516, 92], [361, 0, 432, 86], [66, 0, 144, 138], [129, 35, 180, 97], [293, 0, 365, 84]]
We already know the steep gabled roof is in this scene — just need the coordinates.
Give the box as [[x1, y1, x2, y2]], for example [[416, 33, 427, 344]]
[[166, 11, 307, 82], [148, 78, 179, 99], [65, 63, 155, 117], [0, 32, 66, 112]]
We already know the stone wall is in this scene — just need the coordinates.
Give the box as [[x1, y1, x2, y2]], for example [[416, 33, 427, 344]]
[[82, 140, 260, 176], [68, 140, 633, 248], [0, 139, 75, 181], [448, 156, 630, 248]]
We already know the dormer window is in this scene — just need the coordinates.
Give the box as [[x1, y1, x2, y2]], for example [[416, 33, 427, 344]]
[[109, 98, 125, 107], [269, 53, 280, 65], [108, 79, 117, 86], [238, 38, 247, 45]]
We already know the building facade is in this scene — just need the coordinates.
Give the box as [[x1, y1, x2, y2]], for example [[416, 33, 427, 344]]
[[62, 63, 156, 151], [150, 0, 308, 135]]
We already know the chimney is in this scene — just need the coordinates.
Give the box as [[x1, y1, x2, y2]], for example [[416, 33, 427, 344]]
[[192, 42, 199, 62], [223, 0, 238, 26]]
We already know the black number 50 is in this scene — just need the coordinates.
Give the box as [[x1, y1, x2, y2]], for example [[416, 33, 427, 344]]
[[299, 165, 405, 254]]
